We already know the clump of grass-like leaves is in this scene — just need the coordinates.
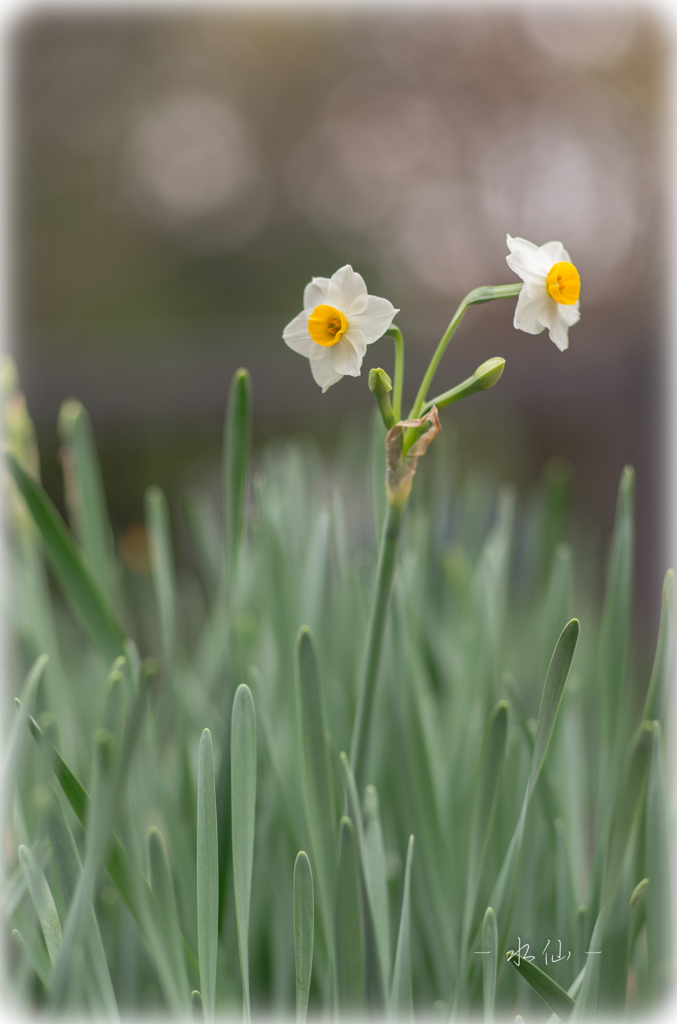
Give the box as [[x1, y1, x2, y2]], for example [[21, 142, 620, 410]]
[[1, 365, 672, 1019]]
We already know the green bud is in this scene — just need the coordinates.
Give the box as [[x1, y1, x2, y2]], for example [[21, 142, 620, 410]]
[[474, 357, 505, 390], [368, 367, 393, 398]]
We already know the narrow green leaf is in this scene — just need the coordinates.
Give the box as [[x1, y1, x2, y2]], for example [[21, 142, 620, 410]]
[[191, 990, 203, 1017], [391, 834, 415, 1018], [340, 752, 388, 1005], [603, 722, 653, 906], [572, 908, 604, 1018], [335, 817, 366, 1014], [295, 627, 337, 947], [462, 702, 509, 949], [197, 729, 218, 1023], [530, 618, 580, 795], [574, 906, 589, 978], [18, 844, 62, 966], [11, 926, 50, 988], [482, 907, 498, 1023], [231, 684, 256, 1022], [45, 793, 118, 1016], [5, 451, 126, 664], [26, 700, 200, 989], [223, 367, 252, 581], [145, 485, 179, 665], [363, 784, 391, 995], [293, 851, 314, 1024], [645, 722, 672, 997], [484, 621, 578, 959], [597, 465, 634, 765], [57, 399, 115, 599], [630, 878, 649, 910], [507, 950, 575, 1020], [101, 657, 126, 746], [2, 654, 48, 823], [643, 569, 674, 724], [148, 827, 190, 1010]]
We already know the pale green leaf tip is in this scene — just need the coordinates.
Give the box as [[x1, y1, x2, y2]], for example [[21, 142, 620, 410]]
[[630, 878, 649, 908], [57, 398, 83, 430]]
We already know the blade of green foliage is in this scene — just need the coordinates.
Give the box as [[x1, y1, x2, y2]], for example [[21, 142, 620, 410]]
[[191, 990, 203, 1017], [148, 827, 190, 1011], [340, 752, 387, 1003], [643, 569, 674, 723], [572, 909, 604, 1018], [541, 542, 573, 677], [482, 907, 498, 1023], [145, 486, 179, 666], [101, 657, 126, 745], [555, 818, 576, 951], [597, 466, 634, 775], [335, 817, 366, 1014], [49, 727, 120, 1007], [223, 367, 252, 582], [183, 488, 221, 594], [2, 654, 48, 824], [530, 619, 580, 796], [485, 620, 579, 958], [5, 451, 125, 664], [18, 844, 62, 967], [391, 834, 415, 1018], [293, 851, 314, 1024], [46, 793, 118, 1016], [231, 684, 256, 1022], [602, 722, 652, 907], [645, 722, 671, 997], [197, 729, 218, 1022], [507, 949, 575, 1019], [363, 784, 391, 996], [462, 702, 509, 950], [57, 399, 115, 600], [295, 627, 337, 953], [11, 926, 50, 989]]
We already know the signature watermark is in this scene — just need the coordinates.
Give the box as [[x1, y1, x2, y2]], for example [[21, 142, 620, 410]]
[[475, 937, 601, 966]]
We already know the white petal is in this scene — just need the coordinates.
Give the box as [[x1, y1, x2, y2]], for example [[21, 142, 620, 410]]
[[309, 350, 343, 392], [547, 315, 570, 352], [304, 277, 331, 310], [332, 334, 363, 376], [513, 288, 548, 335], [560, 300, 581, 327], [349, 296, 399, 345], [506, 237, 547, 286], [283, 310, 315, 357], [342, 328, 367, 360], [539, 240, 569, 268], [328, 265, 368, 317]]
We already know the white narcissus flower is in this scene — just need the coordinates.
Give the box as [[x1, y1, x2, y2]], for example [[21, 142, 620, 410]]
[[506, 235, 580, 352], [283, 265, 399, 392]]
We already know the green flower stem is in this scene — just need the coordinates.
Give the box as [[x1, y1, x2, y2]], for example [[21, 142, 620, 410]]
[[350, 499, 406, 792], [386, 326, 405, 423], [407, 283, 522, 424]]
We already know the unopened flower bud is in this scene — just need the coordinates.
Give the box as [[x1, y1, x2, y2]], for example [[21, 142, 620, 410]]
[[474, 357, 505, 390], [369, 367, 393, 398]]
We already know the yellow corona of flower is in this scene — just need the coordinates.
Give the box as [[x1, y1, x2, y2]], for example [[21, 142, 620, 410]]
[[283, 265, 399, 392], [506, 235, 580, 351]]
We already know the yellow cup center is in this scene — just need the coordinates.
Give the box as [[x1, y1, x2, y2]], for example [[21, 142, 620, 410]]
[[308, 304, 347, 347], [547, 262, 580, 305]]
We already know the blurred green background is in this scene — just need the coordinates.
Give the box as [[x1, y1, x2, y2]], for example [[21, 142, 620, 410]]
[[9, 5, 669, 632]]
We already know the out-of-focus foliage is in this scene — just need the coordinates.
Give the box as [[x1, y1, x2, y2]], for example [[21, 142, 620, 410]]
[[2, 368, 672, 1017]]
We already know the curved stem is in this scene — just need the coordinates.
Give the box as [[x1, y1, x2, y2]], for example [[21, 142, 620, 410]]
[[350, 499, 406, 791], [407, 284, 522, 422]]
